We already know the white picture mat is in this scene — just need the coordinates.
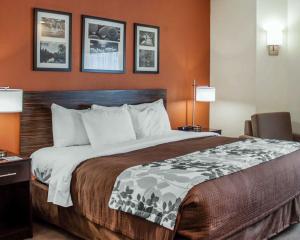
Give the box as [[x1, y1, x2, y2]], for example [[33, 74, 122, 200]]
[[136, 25, 158, 72], [36, 11, 70, 69], [83, 18, 124, 71]]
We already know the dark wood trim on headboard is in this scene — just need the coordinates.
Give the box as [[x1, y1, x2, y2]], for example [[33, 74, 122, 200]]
[[20, 89, 167, 157]]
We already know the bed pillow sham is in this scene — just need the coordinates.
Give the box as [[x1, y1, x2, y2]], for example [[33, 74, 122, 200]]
[[128, 99, 171, 138], [128, 99, 162, 111], [91, 104, 125, 111], [51, 104, 90, 147], [82, 105, 136, 150], [92, 99, 163, 111]]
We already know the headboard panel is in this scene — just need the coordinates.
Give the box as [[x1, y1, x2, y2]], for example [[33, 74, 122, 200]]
[[20, 89, 167, 157]]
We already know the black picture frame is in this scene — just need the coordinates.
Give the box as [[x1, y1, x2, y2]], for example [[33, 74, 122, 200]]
[[33, 8, 72, 72], [134, 23, 160, 74], [81, 15, 126, 73]]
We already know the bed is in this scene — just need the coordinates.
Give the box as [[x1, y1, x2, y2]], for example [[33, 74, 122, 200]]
[[20, 89, 300, 240]]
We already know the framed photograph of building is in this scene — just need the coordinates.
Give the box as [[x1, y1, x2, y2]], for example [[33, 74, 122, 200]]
[[33, 8, 72, 71], [81, 15, 126, 73], [134, 23, 159, 74]]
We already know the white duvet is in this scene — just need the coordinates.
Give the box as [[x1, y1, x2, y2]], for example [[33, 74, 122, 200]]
[[31, 130, 218, 207]]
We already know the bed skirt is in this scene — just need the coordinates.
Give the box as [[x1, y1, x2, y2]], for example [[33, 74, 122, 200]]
[[31, 180, 300, 240]]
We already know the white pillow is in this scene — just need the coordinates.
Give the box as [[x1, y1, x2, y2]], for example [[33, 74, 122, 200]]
[[51, 104, 90, 147], [128, 99, 171, 138], [82, 106, 136, 150], [128, 99, 163, 110], [92, 99, 162, 111], [92, 104, 125, 111]]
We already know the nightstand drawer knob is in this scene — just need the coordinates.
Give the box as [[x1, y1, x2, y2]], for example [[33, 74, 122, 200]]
[[0, 173, 17, 178]]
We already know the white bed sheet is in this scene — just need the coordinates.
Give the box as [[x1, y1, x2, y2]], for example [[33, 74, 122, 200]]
[[31, 130, 219, 207]]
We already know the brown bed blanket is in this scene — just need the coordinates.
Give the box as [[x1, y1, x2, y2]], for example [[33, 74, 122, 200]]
[[69, 136, 300, 240]]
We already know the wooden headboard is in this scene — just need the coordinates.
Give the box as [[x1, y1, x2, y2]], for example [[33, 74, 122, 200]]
[[20, 89, 167, 157]]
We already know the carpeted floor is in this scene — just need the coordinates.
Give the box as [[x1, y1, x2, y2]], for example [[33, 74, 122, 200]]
[[273, 224, 300, 240], [28, 222, 80, 240], [27, 221, 300, 240]]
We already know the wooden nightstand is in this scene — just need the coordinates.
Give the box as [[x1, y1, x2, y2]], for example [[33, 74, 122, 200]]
[[0, 157, 32, 240], [178, 127, 222, 135]]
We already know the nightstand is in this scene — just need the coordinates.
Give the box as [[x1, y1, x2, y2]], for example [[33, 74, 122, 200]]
[[0, 157, 32, 240], [178, 127, 222, 135]]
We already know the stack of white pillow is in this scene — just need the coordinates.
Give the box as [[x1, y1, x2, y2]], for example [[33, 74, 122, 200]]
[[51, 99, 171, 150]]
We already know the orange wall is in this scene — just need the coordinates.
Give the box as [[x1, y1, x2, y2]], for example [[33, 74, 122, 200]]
[[0, 0, 210, 154]]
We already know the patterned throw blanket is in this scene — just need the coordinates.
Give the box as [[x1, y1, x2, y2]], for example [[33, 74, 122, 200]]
[[109, 138, 300, 230]]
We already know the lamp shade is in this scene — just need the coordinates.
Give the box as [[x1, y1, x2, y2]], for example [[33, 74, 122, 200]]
[[196, 86, 215, 102], [0, 89, 23, 113]]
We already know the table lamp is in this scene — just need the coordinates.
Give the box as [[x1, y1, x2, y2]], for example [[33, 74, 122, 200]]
[[180, 81, 215, 131], [0, 87, 23, 157], [192, 85, 216, 131]]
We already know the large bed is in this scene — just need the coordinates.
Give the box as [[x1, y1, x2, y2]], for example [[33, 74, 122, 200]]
[[21, 89, 300, 240]]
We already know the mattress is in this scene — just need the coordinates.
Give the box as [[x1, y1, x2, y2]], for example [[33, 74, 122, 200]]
[[31, 135, 300, 240], [31, 130, 217, 189]]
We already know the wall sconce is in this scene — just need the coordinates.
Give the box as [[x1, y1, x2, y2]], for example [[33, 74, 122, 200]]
[[267, 29, 283, 56]]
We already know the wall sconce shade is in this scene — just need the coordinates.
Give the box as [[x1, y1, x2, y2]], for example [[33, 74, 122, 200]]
[[0, 89, 23, 113], [196, 87, 216, 102], [267, 29, 283, 56], [267, 30, 283, 45]]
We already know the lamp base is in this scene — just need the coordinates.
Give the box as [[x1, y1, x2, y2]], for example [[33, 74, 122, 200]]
[[0, 150, 7, 158], [192, 125, 202, 132], [178, 125, 202, 132]]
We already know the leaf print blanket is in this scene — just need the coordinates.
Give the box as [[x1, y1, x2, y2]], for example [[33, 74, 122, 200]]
[[109, 138, 300, 230]]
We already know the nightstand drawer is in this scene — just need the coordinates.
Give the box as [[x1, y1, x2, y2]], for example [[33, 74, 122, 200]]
[[0, 161, 30, 185]]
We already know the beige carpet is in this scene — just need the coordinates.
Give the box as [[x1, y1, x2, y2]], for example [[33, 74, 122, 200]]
[[28, 221, 300, 240]]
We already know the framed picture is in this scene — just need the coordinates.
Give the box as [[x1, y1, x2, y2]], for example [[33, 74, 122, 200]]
[[33, 8, 72, 71], [81, 15, 126, 73], [134, 23, 159, 74]]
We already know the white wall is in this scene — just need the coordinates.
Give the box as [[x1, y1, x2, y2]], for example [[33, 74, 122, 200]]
[[256, 0, 288, 113], [210, 0, 257, 137], [211, 0, 299, 137], [288, 0, 300, 133]]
